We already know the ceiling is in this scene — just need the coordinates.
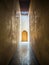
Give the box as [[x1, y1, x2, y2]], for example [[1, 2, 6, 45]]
[[19, 0, 30, 12]]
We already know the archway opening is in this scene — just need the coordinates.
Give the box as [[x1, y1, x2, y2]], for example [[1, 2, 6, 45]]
[[22, 30, 28, 42]]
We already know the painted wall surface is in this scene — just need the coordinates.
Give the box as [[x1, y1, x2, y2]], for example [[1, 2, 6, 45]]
[[29, 0, 49, 65]]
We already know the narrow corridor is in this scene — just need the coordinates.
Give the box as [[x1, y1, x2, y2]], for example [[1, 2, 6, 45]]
[[8, 42, 40, 65], [0, 0, 49, 65]]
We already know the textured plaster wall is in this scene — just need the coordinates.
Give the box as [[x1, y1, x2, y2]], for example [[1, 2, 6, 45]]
[[0, 0, 20, 65], [29, 0, 49, 65]]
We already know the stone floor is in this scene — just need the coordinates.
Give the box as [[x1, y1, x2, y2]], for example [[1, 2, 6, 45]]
[[8, 43, 40, 65]]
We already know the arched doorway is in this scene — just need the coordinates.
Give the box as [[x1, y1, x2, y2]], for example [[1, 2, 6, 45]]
[[22, 30, 28, 42]]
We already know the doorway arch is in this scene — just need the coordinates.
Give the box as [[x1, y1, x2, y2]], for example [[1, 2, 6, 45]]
[[22, 30, 28, 42]]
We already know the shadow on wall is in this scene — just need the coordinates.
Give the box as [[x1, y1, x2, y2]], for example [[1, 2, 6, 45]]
[[0, 0, 20, 65], [29, 0, 49, 65]]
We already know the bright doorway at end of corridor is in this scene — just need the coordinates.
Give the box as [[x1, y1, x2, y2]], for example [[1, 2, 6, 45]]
[[22, 30, 28, 42], [20, 11, 29, 42]]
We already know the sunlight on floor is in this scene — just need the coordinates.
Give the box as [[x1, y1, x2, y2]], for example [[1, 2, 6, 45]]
[[18, 42, 30, 65]]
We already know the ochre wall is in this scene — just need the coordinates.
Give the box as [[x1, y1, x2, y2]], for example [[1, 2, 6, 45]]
[[29, 0, 49, 65], [0, 0, 20, 65]]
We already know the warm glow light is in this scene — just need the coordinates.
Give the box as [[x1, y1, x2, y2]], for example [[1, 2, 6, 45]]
[[22, 31, 28, 42]]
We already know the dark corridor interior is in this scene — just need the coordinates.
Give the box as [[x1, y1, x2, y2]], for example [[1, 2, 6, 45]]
[[8, 0, 40, 65], [0, 0, 49, 65]]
